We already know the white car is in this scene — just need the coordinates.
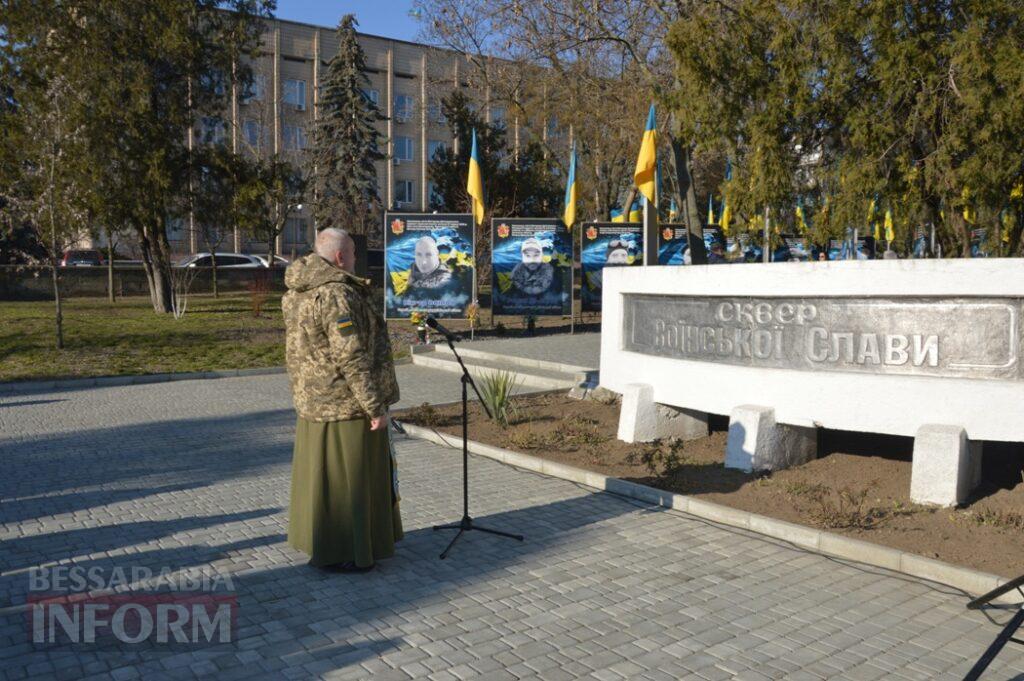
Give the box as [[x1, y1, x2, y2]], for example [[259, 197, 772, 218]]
[[175, 253, 264, 268], [253, 255, 291, 268]]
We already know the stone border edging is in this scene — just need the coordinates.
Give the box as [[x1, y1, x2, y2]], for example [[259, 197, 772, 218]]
[[396, 421, 1020, 605], [0, 366, 287, 395]]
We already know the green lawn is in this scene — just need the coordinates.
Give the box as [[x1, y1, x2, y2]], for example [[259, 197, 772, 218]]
[[0, 294, 286, 382]]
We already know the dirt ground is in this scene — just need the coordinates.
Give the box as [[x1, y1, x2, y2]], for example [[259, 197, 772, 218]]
[[395, 393, 1024, 579]]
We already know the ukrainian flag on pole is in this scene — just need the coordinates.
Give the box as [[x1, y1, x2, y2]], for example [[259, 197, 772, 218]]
[[563, 143, 577, 229], [633, 104, 657, 204], [466, 128, 485, 226]]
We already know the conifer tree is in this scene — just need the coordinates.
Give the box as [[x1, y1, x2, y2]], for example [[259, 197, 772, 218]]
[[311, 15, 386, 237]]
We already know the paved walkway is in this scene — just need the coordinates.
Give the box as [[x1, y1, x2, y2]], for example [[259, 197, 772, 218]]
[[1, 368, 1023, 680], [458, 333, 600, 369]]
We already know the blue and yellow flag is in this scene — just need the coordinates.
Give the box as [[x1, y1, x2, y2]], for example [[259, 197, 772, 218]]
[[668, 199, 679, 222], [884, 208, 895, 242], [563, 143, 577, 229], [633, 104, 657, 204], [466, 128, 485, 226], [706, 194, 716, 226], [962, 187, 975, 225], [795, 199, 808, 233], [611, 200, 641, 223], [720, 161, 732, 234]]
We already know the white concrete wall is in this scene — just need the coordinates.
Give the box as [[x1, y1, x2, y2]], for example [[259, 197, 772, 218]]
[[600, 259, 1024, 442]]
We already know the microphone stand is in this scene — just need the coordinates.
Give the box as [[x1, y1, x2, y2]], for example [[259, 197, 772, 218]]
[[962, 574, 1024, 681], [430, 322, 524, 559]]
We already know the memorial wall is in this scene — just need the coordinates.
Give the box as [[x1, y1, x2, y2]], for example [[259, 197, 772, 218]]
[[600, 259, 1024, 442]]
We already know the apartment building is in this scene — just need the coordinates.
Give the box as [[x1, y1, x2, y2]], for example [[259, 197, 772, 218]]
[[169, 15, 514, 258]]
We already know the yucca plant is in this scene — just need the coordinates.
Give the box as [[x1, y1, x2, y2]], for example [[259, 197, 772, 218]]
[[477, 370, 522, 428]]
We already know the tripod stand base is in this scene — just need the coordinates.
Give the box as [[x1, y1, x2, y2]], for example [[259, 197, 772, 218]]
[[433, 515, 524, 559]]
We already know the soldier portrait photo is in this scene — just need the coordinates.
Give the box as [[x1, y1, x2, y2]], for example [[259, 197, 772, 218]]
[[510, 237, 554, 296], [491, 219, 572, 317], [408, 235, 452, 290]]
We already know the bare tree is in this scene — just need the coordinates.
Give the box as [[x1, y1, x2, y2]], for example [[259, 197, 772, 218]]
[[416, 0, 711, 260], [1, 75, 91, 348]]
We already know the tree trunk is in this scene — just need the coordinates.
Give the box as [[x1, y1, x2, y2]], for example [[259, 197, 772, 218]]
[[50, 260, 64, 350], [668, 131, 707, 265], [107, 237, 115, 303], [211, 253, 219, 298], [138, 221, 174, 313], [621, 187, 638, 223]]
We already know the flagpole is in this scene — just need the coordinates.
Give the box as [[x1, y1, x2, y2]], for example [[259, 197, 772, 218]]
[[570, 225, 576, 335], [763, 206, 770, 263]]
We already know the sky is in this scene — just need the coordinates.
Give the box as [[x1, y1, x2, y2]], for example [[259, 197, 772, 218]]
[[272, 0, 424, 42]]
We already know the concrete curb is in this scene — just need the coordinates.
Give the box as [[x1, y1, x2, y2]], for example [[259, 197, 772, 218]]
[[409, 347, 584, 391], [396, 421, 1020, 605], [0, 366, 287, 395]]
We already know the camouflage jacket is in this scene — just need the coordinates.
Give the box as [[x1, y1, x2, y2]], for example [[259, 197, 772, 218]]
[[282, 254, 399, 422]]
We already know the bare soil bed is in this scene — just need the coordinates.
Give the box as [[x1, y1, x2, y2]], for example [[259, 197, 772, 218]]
[[396, 393, 1024, 579]]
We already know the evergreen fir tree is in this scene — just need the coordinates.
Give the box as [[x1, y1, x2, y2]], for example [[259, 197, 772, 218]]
[[311, 15, 386, 237]]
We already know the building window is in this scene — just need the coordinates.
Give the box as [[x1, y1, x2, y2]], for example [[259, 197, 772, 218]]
[[427, 140, 446, 161], [199, 69, 226, 97], [491, 106, 506, 126], [361, 88, 380, 106], [393, 136, 414, 162], [200, 117, 226, 146], [428, 181, 444, 209], [394, 94, 414, 123], [394, 180, 414, 206], [283, 79, 306, 110], [546, 116, 563, 140], [242, 119, 262, 149], [283, 125, 306, 151], [284, 217, 308, 245], [240, 74, 265, 103], [166, 216, 186, 241], [427, 97, 446, 124]]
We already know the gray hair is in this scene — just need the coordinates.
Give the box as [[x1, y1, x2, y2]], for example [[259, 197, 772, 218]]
[[315, 228, 351, 261]]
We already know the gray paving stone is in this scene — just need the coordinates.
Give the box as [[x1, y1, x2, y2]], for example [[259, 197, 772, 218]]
[[2, 366, 1023, 681]]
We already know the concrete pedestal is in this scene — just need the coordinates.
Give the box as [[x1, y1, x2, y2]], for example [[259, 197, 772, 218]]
[[725, 405, 817, 473], [910, 425, 983, 506], [617, 383, 709, 443]]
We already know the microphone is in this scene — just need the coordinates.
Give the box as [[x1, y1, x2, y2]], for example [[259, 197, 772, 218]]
[[424, 315, 461, 342]]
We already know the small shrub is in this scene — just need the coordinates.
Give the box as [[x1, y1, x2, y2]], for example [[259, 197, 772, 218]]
[[246, 270, 271, 318], [786, 481, 884, 530], [406, 402, 442, 428], [478, 370, 522, 428], [507, 427, 557, 450], [626, 438, 687, 476], [494, 322, 507, 337], [562, 414, 608, 447], [955, 508, 1024, 532]]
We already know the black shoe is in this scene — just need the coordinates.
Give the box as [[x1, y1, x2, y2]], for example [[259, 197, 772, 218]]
[[322, 561, 375, 574]]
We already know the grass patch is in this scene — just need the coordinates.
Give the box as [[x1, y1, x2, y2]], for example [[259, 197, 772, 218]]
[[0, 294, 286, 382]]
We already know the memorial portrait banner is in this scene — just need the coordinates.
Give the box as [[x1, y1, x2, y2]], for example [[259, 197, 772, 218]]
[[491, 218, 572, 316], [384, 212, 475, 319], [656, 225, 728, 265], [581, 222, 643, 312]]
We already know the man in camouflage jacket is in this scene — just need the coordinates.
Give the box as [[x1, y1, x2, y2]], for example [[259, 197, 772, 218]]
[[282, 228, 402, 572]]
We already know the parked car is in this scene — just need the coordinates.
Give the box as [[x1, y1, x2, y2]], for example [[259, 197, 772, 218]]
[[60, 249, 104, 267], [253, 255, 291, 268], [175, 253, 263, 268]]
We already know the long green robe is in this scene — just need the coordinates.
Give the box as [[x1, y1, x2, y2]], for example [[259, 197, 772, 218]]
[[288, 416, 403, 568]]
